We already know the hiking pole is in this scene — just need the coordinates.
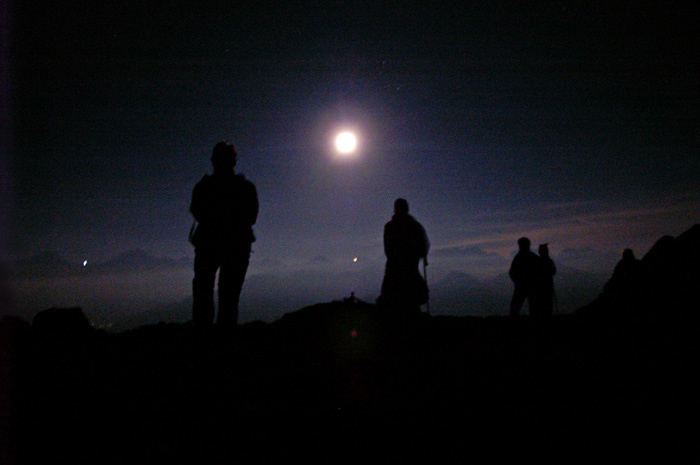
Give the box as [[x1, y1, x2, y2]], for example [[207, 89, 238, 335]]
[[423, 259, 430, 315]]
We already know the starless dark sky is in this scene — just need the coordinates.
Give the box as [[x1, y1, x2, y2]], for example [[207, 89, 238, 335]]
[[4, 1, 700, 317]]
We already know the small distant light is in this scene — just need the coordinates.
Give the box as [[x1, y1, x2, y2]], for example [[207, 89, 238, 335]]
[[83, 260, 88, 267], [351, 330, 358, 338], [353, 257, 358, 262]]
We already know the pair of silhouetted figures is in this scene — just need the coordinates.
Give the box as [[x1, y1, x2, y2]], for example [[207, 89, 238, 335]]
[[509, 237, 557, 317], [189, 141, 431, 328]]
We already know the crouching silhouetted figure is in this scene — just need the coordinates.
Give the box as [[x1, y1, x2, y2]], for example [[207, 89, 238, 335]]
[[531, 243, 557, 318], [190, 141, 259, 328], [377, 199, 430, 315], [509, 237, 539, 317]]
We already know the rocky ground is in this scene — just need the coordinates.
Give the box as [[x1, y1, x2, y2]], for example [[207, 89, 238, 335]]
[[1, 298, 694, 464], [3, 224, 699, 464]]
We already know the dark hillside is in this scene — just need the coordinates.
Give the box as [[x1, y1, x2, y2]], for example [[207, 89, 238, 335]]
[[2, 225, 698, 463], [579, 223, 700, 322], [2, 298, 693, 464]]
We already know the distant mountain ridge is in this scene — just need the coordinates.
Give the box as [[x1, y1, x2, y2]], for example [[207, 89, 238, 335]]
[[11, 251, 77, 278], [429, 266, 607, 317], [430, 271, 503, 316], [11, 249, 190, 279], [12, 223, 697, 330]]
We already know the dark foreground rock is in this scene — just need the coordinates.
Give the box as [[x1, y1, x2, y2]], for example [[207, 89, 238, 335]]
[[1, 301, 694, 464], [579, 223, 700, 323]]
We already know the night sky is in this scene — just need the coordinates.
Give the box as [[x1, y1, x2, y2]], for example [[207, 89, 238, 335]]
[[3, 1, 699, 323]]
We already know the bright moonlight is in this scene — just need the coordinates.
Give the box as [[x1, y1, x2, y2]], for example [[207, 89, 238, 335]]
[[335, 132, 357, 154]]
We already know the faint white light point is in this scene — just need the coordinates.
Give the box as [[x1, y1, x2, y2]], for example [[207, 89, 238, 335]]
[[83, 260, 88, 267], [353, 257, 358, 263]]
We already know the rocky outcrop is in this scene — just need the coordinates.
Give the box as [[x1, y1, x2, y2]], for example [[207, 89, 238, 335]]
[[578, 224, 700, 321]]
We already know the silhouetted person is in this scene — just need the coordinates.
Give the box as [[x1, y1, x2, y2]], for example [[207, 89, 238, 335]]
[[378, 198, 430, 314], [509, 237, 539, 317], [531, 243, 557, 317], [609, 249, 641, 287], [604, 248, 642, 302], [190, 141, 258, 328]]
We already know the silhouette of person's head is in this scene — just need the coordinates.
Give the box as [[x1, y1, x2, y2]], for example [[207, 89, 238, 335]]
[[538, 243, 549, 257], [622, 248, 635, 262], [211, 140, 237, 173], [394, 198, 409, 216], [517, 237, 531, 252]]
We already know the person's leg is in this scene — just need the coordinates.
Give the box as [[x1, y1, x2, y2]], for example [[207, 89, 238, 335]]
[[529, 289, 541, 318], [510, 287, 527, 317], [217, 246, 250, 327], [193, 249, 218, 327], [542, 290, 553, 316]]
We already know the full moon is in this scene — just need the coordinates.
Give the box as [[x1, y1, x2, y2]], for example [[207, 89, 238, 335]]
[[335, 132, 357, 154]]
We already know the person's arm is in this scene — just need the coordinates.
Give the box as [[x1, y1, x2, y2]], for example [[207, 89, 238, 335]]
[[189, 182, 206, 223], [190, 179, 217, 224], [247, 181, 259, 226], [383, 224, 392, 259], [421, 224, 430, 265]]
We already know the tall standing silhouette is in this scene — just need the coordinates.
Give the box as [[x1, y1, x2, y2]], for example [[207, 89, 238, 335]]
[[531, 243, 556, 317], [378, 198, 430, 314], [509, 237, 539, 317], [189, 141, 259, 328]]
